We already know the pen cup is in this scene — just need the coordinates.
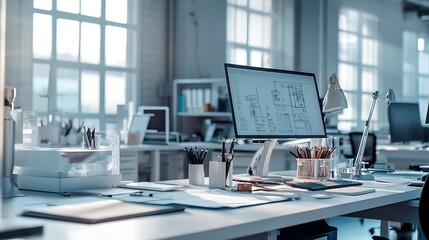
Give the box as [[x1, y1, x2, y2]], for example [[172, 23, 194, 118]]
[[296, 158, 330, 179], [209, 161, 226, 189], [188, 164, 205, 186]]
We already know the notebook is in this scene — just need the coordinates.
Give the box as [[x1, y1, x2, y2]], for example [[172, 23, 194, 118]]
[[22, 199, 185, 224]]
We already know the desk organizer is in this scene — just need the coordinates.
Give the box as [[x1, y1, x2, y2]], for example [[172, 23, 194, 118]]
[[14, 134, 121, 192], [296, 158, 330, 179]]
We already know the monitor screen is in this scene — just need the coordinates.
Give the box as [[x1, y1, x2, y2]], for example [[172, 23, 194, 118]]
[[137, 106, 169, 133], [224, 63, 326, 139], [388, 102, 423, 143]]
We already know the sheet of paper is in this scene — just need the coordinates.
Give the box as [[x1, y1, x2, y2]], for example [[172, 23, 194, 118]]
[[114, 188, 298, 208], [117, 182, 183, 191], [75, 188, 142, 196]]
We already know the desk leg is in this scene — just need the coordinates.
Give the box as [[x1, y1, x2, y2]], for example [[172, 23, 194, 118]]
[[380, 220, 389, 238], [150, 150, 161, 182], [267, 230, 278, 240]]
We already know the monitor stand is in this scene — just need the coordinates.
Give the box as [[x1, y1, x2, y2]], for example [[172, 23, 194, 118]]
[[247, 139, 281, 179]]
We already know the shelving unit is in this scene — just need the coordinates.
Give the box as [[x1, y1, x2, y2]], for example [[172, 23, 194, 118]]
[[173, 78, 232, 139]]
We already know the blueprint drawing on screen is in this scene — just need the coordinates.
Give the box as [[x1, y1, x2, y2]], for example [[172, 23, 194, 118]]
[[228, 70, 324, 137], [236, 81, 311, 135]]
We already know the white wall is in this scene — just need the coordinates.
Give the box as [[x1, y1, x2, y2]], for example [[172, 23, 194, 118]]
[[173, 0, 226, 79], [5, 0, 32, 110], [139, 0, 169, 106]]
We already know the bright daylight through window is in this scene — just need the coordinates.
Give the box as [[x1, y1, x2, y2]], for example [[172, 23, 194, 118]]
[[32, 0, 138, 131], [337, 8, 379, 132], [226, 0, 283, 68]]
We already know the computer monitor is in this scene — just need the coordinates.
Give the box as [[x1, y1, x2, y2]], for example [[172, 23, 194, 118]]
[[388, 102, 423, 144], [137, 106, 169, 144], [224, 63, 326, 177]]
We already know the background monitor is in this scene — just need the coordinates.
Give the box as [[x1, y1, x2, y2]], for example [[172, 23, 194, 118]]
[[137, 106, 170, 144], [138, 106, 169, 133], [388, 102, 423, 143], [224, 63, 326, 140]]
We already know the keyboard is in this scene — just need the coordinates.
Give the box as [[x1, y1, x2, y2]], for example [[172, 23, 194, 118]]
[[286, 179, 363, 191]]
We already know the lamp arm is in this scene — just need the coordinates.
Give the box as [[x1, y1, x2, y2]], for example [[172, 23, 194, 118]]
[[354, 91, 379, 173]]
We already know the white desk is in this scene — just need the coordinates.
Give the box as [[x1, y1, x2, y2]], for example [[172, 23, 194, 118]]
[[120, 142, 298, 182], [3, 179, 421, 240], [377, 145, 429, 169]]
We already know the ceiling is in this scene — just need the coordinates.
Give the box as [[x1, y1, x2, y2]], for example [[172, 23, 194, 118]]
[[402, 0, 429, 20]]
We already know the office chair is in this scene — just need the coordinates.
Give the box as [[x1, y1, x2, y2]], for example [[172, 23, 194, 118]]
[[419, 176, 429, 239], [278, 220, 337, 240], [348, 132, 377, 168], [372, 176, 428, 240]]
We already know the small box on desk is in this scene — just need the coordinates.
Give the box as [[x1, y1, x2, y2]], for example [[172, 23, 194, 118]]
[[14, 145, 121, 193], [296, 158, 330, 179]]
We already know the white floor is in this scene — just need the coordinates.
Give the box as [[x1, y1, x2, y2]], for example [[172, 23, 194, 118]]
[[330, 216, 418, 240]]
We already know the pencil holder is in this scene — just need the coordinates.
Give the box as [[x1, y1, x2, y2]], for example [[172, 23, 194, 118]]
[[296, 158, 330, 179], [188, 164, 204, 186], [209, 161, 226, 189]]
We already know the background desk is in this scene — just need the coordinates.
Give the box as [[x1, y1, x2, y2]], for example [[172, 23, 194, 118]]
[[120, 142, 298, 182], [377, 145, 429, 170], [3, 179, 421, 240]]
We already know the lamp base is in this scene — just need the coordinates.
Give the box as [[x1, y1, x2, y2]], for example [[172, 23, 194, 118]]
[[350, 173, 375, 181]]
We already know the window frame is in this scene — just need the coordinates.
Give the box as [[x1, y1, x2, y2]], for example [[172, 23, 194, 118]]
[[337, 8, 380, 132], [226, 0, 284, 68]]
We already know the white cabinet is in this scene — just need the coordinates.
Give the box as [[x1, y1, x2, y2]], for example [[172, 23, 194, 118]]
[[119, 150, 139, 182]]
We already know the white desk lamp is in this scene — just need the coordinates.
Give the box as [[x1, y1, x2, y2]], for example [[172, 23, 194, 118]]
[[322, 73, 348, 113], [350, 89, 396, 180]]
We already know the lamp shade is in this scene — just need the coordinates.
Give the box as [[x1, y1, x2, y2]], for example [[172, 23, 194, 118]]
[[384, 89, 396, 105], [322, 73, 348, 113]]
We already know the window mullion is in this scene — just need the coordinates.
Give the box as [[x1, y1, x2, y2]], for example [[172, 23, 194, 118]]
[[99, 0, 106, 129], [50, 5, 58, 121]]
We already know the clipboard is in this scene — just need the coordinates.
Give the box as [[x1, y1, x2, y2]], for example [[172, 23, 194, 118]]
[[22, 199, 185, 224]]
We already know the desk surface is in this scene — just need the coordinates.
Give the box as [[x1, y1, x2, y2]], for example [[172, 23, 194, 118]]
[[3, 177, 421, 240]]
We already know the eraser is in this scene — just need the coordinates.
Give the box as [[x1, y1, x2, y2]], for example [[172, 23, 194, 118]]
[[237, 182, 252, 192]]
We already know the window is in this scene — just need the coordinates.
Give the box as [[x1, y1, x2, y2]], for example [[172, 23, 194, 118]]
[[337, 8, 379, 131], [403, 31, 429, 121], [32, 0, 138, 132], [226, 0, 283, 68]]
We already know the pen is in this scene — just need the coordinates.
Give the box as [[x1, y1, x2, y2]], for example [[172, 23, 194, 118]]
[[289, 151, 299, 158], [185, 146, 208, 164], [202, 148, 208, 164], [222, 137, 226, 162], [228, 139, 236, 155], [129, 192, 154, 197], [86, 127, 92, 148], [83, 126, 91, 148], [91, 128, 96, 149]]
